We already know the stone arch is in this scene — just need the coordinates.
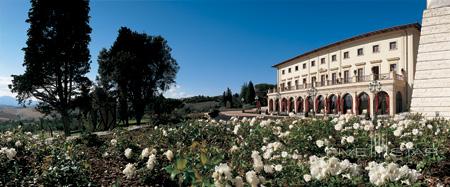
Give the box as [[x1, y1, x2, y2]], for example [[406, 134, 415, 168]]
[[281, 98, 288, 113], [296, 96, 304, 113], [275, 98, 279, 112], [328, 94, 338, 114], [289, 97, 295, 113], [306, 96, 313, 113], [375, 91, 389, 115], [269, 99, 274, 112], [342, 93, 353, 114], [316, 95, 325, 113], [396, 92, 403, 113], [357, 92, 370, 115]]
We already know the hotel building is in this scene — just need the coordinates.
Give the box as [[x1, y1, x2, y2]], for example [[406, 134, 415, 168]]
[[267, 23, 420, 117]]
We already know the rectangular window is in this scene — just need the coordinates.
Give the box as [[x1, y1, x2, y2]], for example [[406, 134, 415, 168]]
[[357, 48, 364, 56], [344, 70, 350, 83], [303, 63, 306, 69], [295, 66, 298, 71], [390, 64, 397, 72], [321, 58, 325, 64], [303, 78, 307, 85], [295, 80, 298, 87], [280, 83, 285, 91], [344, 52, 349, 59], [311, 60, 315, 67], [282, 70, 285, 75], [357, 68, 364, 82], [287, 81, 291, 90], [390, 41, 397, 50], [321, 75, 326, 86], [311, 76, 316, 86], [288, 68, 291, 73], [373, 45, 379, 53], [332, 55, 337, 62], [332, 73, 337, 85]]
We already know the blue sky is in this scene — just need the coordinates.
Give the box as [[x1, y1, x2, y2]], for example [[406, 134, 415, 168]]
[[0, 0, 425, 98]]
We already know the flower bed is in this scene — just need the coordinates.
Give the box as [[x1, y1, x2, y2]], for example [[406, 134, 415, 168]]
[[1, 114, 449, 186]]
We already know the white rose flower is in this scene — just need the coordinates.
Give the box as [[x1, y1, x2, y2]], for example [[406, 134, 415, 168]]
[[5, 148, 17, 160], [405, 142, 414, 150], [230, 145, 239, 153], [263, 164, 274, 174], [234, 176, 244, 187], [303, 174, 312, 182], [233, 124, 240, 135], [375, 145, 384, 154], [341, 137, 347, 144], [412, 129, 419, 136], [334, 123, 343, 131], [251, 151, 263, 173], [124, 148, 132, 159], [140, 148, 150, 159], [15, 141, 22, 147], [393, 129, 402, 137], [110, 139, 117, 146], [245, 170, 260, 187], [281, 151, 288, 158], [164, 150, 174, 161], [316, 140, 325, 148], [364, 123, 374, 131], [274, 164, 283, 172], [346, 136, 355, 143], [146, 154, 157, 170], [353, 123, 360, 130], [122, 163, 136, 179]]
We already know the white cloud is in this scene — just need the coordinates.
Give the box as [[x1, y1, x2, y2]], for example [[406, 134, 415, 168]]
[[163, 84, 192, 99], [0, 76, 15, 97]]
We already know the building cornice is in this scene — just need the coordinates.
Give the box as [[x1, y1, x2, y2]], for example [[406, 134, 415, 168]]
[[355, 62, 366, 66], [387, 57, 400, 61], [272, 23, 420, 68], [370, 60, 383, 64]]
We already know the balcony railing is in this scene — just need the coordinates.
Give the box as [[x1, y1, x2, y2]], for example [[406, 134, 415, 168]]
[[268, 72, 405, 94]]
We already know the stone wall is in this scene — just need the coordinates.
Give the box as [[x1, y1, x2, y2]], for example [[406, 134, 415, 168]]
[[411, 6, 450, 118]]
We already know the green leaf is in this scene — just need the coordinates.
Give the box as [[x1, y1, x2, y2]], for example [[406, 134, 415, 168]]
[[176, 158, 187, 171], [200, 153, 208, 165]]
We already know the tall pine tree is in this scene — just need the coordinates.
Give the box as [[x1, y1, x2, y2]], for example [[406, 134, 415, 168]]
[[10, 0, 92, 136], [240, 82, 249, 103], [248, 81, 256, 104]]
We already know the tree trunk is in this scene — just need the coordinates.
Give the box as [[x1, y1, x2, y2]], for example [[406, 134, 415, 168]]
[[62, 112, 71, 136]]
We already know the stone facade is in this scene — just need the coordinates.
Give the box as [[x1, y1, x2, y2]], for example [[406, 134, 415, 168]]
[[411, 5, 450, 118], [268, 24, 420, 117]]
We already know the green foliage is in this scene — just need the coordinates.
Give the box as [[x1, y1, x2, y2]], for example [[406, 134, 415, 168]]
[[239, 81, 259, 105], [181, 95, 220, 103], [247, 81, 256, 104], [40, 144, 92, 186], [1, 115, 449, 186], [255, 83, 275, 106], [97, 27, 179, 126]]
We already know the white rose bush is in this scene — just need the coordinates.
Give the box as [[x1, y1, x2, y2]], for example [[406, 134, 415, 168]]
[[0, 113, 449, 186]]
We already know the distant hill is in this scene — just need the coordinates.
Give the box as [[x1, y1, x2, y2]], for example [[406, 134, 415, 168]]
[[0, 96, 42, 121], [0, 96, 38, 107], [0, 105, 43, 122], [0, 96, 18, 106]]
